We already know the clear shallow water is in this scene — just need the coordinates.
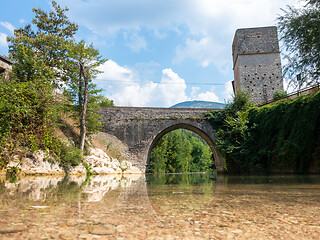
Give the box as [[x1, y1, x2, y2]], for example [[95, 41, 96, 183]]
[[1, 173, 320, 239]]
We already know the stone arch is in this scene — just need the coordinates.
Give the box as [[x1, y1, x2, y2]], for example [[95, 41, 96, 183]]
[[146, 123, 223, 172]]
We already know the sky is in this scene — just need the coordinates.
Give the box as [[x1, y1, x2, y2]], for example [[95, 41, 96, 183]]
[[0, 0, 299, 107]]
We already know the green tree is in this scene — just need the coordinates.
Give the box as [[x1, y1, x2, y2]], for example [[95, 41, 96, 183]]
[[7, 1, 78, 86], [148, 137, 168, 173], [148, 130, 214, 173], [0, 49, 84, 170], [8, 1, 110, 151], [189, 136, 212, 172], [206, 91, 252, 173], [97, 96, 114, 107], [278, 0, 320, 87], [64, 41, 106, 150]]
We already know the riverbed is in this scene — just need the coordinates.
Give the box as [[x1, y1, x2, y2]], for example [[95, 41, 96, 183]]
[[1, 173, 320, 239]]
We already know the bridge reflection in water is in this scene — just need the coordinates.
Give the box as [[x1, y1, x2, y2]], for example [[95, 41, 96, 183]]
[[1, 174, 320, 239]]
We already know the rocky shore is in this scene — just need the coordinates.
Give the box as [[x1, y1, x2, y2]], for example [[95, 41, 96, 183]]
[[2, 147, 142, 176]]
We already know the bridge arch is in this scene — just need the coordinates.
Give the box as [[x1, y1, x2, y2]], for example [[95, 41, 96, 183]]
[[99, 107, 225, 173], [146, 123, 219, 172]]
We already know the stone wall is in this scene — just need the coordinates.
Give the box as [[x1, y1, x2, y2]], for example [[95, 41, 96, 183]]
[[98, 107, 224, 173], [232, 26, 283, 105]]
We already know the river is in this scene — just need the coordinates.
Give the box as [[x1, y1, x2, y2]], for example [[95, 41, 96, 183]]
[[1, 173, 320, 239]]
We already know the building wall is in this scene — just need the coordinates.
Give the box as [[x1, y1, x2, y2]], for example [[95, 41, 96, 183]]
[[232, 26, 283, 105], [0, 56, 13, 79]]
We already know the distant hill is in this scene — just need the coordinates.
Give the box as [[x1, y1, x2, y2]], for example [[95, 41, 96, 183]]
[[170, 100, 225, 109]]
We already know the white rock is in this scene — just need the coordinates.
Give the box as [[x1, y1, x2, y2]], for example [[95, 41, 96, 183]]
[[123, 166, 142, 174], [69, 164, 87, 175], [6, 147, 142, 176], [120, 161, 132, 171]]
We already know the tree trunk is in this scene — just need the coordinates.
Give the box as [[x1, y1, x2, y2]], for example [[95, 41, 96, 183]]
[[79, 62, 88, 151]]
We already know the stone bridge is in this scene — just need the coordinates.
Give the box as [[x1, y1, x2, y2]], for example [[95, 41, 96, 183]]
[[98, 107, 225, 173]]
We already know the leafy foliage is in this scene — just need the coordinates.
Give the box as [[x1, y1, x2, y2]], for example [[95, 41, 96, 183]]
[[207, 91, 320, 174], [0, 1, 102, 170], [0, 70, 83, 170], [63, 41, 107, 148], [273, 90, 288, 101], [6, 0, 110, 156], [206, 91, 253, 173], [248, 92, 320, 174], [97, 97, 114, 107], [148, 130, 213, 173], [7, 0, 78, 86], [278, 0, 320, 87]]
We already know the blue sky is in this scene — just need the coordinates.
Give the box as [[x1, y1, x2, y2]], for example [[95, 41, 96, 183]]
[[0, 0, 298, 107]]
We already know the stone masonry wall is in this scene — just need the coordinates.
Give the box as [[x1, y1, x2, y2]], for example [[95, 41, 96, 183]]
[[98, 107, 224, 172], [232, 26, 283, 105]]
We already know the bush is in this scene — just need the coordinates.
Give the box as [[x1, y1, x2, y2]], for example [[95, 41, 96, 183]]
[[207, 91, 320, 174], [0, 74, 84, 170], [273, 90, 288, 101]]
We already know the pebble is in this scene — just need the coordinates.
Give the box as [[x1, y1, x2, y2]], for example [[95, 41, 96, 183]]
[[88, 226, 115, 235]]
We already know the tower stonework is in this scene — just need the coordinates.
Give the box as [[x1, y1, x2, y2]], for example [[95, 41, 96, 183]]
[[232, 26, 283, 105]]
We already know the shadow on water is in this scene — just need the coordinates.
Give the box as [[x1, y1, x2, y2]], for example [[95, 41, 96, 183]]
[[224, 174, 320, 185]]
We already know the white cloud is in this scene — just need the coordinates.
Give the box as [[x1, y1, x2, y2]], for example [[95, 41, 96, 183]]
[[173, 36, 228, 70], [58, 0, 297, 72], [157, 68, 188, 106], [95, 60, 223, 107], [97, 59, 134, 82], [197, 90, 219, 102], [0, 33, 8, 47], [96, 60, 188, 107], [191, 87, 200, 98], [0, 22, 15, 33], [222, 80, 234, 103], [123, 31, 147, 52]]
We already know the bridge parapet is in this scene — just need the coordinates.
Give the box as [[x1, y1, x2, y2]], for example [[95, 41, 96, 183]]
[[101, 107, 218, 121]]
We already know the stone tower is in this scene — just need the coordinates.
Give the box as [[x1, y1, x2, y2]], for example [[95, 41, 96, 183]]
[[232, 26, 283, 105]]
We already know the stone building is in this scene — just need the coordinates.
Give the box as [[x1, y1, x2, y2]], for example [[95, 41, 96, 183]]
[[0, 55, 13, 79], [232, 26, 283, 105]]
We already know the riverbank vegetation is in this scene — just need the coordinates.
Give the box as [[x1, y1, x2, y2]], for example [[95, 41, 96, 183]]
[[0, 1, 112, 172], [207, 91, 320, 174], [278, 0, 320, 87], [206, 0, 320, 175], [147, 130, 214, 173]]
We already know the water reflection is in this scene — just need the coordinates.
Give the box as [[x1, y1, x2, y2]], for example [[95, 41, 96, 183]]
[[0, 174, 143, 202], [2, 174, 320, 202], [147, 172, 217, 185], [1, 174, 320, 239], [83, 174, 142, 202]]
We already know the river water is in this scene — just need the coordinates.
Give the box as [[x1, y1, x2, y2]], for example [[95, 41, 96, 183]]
[[1, 173, 320, 239]]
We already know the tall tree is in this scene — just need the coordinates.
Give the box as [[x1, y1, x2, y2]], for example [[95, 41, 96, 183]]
[[64, 41, 106, 150], [7, 0, 78, 86], [278, 0, 320, 88], [7, 1, 108, 151]]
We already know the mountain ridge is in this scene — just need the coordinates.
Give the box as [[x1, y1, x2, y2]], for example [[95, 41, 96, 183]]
[[170, 100, 225, 109]]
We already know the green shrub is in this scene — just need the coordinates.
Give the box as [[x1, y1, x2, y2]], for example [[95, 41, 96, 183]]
[[273, 90, 288, 101], [58, 144, 84, 169], [207, 91, 320, 174]]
